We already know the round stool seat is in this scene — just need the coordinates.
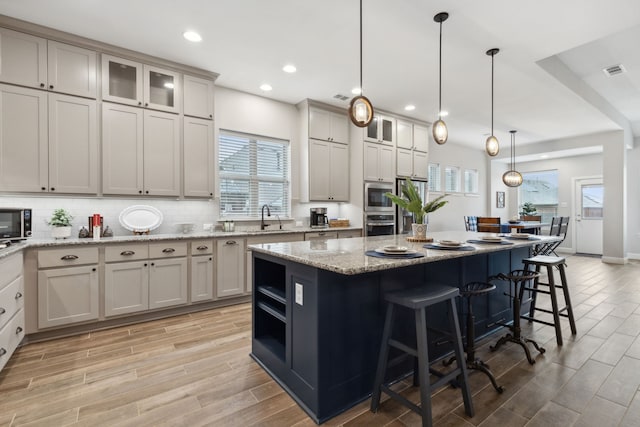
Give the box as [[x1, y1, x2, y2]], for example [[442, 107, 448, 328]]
[[460, 281, 495, 297], [500, 269, 540, 282]]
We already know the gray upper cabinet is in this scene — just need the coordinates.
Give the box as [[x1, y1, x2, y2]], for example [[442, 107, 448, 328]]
[[0, 28, 97, 98], [101, 54, 181, 114], [183, 74, 214, 119], [102, 104, 180, 196], [0, 85, 98, 194], [184, 116, 214, 198], [309, 107, 349, 144]]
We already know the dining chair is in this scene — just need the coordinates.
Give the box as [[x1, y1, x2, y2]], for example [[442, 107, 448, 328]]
[[464, 216, 477, 231], [533, 216, 569, 256], [520, 215, 542, 234], [476, 217, 500, 233]]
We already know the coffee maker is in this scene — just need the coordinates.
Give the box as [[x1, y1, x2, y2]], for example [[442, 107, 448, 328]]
[[310, 207, 328, 228]]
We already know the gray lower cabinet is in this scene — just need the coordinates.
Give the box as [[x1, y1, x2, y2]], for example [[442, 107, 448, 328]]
[[191, 255, 214, 302], [37, 247, 99, 328], [104, 242, 187, 316], [0, 252, 25, 372], [105, 260, 149, 317], [216, 238, 246, 298]]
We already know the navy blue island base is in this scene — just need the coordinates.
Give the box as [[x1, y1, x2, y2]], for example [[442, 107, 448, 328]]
[[249, 233, 548, 423]]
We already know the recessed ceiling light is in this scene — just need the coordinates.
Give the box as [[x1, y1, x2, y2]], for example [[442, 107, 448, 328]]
[[260, 83, 273, 92], [404, 105, 416, 111], [282, 64, 297, 73], [439, 110, 449, 117], [183, 31, 202, 42], [351, 87, 361, 95], [540, 154, 549, 159]]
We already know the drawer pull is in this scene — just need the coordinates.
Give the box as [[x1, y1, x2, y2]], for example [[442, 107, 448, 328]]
[[15, 326, 22, 334], [0, 308, 5, 315], [120, 250, 135, 256], [61, 254, 79, 261], [196, 245, 209, 251], [0, 348, 6, 356], [226, 240, 237, 245], [15, 292, 22, 300], [162, 248, 176, 254]]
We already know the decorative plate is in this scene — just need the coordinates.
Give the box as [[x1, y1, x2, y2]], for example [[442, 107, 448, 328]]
[[375, 248, 417, 255], [438, 240, 463, 247], [382, 245, 409, 253], [119, 205, 163, 232], [509, 233, 531, 239]]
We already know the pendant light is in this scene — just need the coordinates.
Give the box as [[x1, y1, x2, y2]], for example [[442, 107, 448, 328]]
[[348, 0, 374, 127], [502, 130, 523, 187], [485, 48, 500, 156], [432, 12, 449, 144]]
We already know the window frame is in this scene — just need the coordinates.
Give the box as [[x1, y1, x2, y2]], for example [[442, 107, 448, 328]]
[[444, 165, 461, 193], [427, 163, 441, 193], [218, 129, 291, 220]]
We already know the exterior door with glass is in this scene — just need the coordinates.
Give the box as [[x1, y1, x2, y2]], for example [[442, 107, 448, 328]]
[[575, 177, 603, 255]]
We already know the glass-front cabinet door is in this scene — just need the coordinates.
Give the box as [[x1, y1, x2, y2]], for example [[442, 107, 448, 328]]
[[101, 54, 143, 106], [102, 54, 181, 113], [143, 65, 180, 113]]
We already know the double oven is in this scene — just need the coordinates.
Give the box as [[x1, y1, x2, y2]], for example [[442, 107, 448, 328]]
[[364, 182, 395, 236]]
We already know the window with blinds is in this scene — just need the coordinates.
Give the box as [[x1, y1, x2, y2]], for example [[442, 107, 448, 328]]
[[444, 166, 460, 192], [218, 130, 290, 218], [427, 163, 441, 192], [464, 169, 478, 194]]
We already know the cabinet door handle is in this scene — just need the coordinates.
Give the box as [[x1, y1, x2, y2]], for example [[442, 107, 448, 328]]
[[138, 101, 142, 106], [0, 348, 6, 356], [151, 262, 155, 266], [196, 245, 209, 251], [40, 83, 45, 88], [226, 240, 237, 245], [15, 292, 22, 300], [318, 232, 326, 236], [0, 308, 5, 315], [121, 250, 135, 256], [209, 257, 212, 261], [49, 85, 54, 90], [61, 254, 79, 261], [162, 248, 176, 253], [15, 326, 23, 334]]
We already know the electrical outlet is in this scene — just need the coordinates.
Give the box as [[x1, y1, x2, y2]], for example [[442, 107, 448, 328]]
[[295, 283, 303, 305]]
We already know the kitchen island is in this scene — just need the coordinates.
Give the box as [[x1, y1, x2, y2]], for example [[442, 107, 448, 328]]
[[249, 231, 561, 423]]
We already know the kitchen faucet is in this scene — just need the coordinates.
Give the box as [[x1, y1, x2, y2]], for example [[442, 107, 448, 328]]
[[261, 204, 271, 230]]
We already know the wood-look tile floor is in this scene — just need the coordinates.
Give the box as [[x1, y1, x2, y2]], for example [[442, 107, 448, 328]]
[[2, 255, 640, 426]]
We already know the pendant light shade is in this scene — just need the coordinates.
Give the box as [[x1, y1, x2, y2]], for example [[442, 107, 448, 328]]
[[502, 130, 523, 187], [348, 0, 374, 127], [432, 12, 449, 145], [486, 48, 500, 156]]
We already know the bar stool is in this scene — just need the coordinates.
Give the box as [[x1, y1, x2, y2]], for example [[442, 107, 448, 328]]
[[490, 270, 545, 364], [521, 255, 577, 345], [445, 282, 504, 393], [370, 285, 474, 427]]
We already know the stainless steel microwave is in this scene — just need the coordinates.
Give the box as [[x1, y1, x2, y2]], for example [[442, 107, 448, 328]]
[[364, 182, 394, 212], [0, 208, 32, 240]]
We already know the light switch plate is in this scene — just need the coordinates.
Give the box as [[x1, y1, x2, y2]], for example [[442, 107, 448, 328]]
[[295, 283, 303, 305]]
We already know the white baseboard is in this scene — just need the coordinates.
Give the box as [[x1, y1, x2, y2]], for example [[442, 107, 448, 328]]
[[601, 256, 628, 265], [627, 253, 640, 261]]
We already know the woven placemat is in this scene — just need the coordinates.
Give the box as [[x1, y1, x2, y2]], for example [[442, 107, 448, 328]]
[[406, 236, 434, 243]]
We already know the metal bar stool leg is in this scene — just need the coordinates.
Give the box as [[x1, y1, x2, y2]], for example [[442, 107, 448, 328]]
[[371, 303, 394, 412], [558, 263, 577, 335], [545, 264, 563, 346], [448, 298, 474, 417], [415, 307, 433, 427]]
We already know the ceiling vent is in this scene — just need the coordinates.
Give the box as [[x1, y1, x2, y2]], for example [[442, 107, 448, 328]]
[[333, 94, 350, 101], [603, 64, 626, 77]]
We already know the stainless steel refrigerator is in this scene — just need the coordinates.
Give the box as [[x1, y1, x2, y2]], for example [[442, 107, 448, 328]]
[[396, 178, 428, 234]]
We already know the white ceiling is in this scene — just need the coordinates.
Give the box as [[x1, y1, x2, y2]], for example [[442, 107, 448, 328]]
[[1, 0, 639, 152]]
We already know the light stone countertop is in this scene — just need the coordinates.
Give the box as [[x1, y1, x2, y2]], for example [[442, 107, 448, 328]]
[[249, 231, 562, 275], [0, 226, 360, 259]]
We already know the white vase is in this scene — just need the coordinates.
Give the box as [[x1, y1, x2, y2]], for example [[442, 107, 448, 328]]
[[411, 223, 427, 239], [51, 226, 72, 239]]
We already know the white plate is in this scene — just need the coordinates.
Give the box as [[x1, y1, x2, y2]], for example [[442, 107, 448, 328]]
[[119, 205, 163, 232], [438, 240, 463, 247], [509, 233, 531, 239], [375, 248, 417, 255], [429, 243, 468, 249], [383, 245, 409, 253]]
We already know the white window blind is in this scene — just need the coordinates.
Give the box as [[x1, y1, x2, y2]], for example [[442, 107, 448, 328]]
[[428, 163, 441, 192], [464, 169, 478, 194], [444, 166, 460, 192], [218, 130, 290, 218]]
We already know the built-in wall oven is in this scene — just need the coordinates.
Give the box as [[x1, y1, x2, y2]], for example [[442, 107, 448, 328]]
[[364, 181, 395, 236]]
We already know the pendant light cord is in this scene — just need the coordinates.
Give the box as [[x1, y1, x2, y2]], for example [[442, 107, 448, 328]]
[[438, 19, 443, 119], [359, 0, 363, 94], [491, 54, 494, 135]]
